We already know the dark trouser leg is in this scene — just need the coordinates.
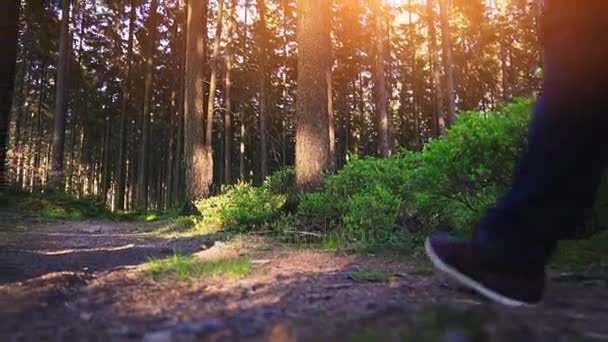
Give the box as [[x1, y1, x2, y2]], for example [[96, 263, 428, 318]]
[[473, 0, 608, 272]]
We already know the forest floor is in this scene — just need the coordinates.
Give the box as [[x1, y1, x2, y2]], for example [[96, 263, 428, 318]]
[[2, 211, 608, 341]]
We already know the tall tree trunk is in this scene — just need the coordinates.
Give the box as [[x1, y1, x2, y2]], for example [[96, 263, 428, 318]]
[[327, 68, 336, 171], [69, 6, 85, 194], [16, 66, 30, 187], [439, 0, 456, 126], [224, 0, 236, 184], [534, 0, 544, 65], [427, 0, 444, 137], [101, 105, 111, 204], [166, 88, 176, 208], [206, 0, 223, 188], [173, 0, 187, 206], [500, 27, 511, 103], [408, 0, 421, 150], [184, 0, 210, 211], [372, 0, 391, 157], [257, 0, 269, 179], [295, 0, 330, 189], [33, 66, 46, 187], [166, 15, 180, 208], [0, 0, 19, 188], [281, 0, 289, 168], [115, 0, 136, 210], [50, 0, 70, 187], [136, 0, 158, 210], [239, 0, 249, 181]]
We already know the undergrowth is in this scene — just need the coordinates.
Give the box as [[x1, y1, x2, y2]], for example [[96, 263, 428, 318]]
[[0, 187, 181, 222], [6, 98, 608, 270], [144, 254, 251, 280]]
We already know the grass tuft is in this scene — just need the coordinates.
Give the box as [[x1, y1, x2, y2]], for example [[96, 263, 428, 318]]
[[350, 269, 392, 283], [144, 254, 251, 280]]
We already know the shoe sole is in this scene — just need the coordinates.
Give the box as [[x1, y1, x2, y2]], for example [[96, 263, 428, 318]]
[[425, 238, 536, 308]]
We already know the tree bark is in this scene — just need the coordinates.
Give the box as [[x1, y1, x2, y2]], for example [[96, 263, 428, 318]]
[[173, 0, 187, 206], [115, 0, 136, 210], [224, 0, 236, 184], [239, 0, 249, 181], [327, 68, 336, 171], [205, 0, 223, 189], [33, 65, 47, 187], [372, 0, 391, 157], [184, 0, 210, 212], [101, 106, 111, 204], [439, 0, 456, 126], [500, 27, 511, 103], [534, 0, 544, 65], [295, 0, 330, 189], [281, 0, 289, 168], [50, 0, 71, 187], [408, 0, 421, 150], [427, 0, 444, 137], [137, 0, 158, 210], [257, 0, 269, 179], [16, 64, 30, 188]]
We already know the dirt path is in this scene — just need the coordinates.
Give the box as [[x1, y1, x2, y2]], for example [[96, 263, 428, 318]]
[[1, 212, 608, 341]]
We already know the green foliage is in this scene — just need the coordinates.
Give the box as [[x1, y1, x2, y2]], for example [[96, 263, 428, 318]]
[[0, 187, 187, 223], [551, 230, 608, 272], [264, 167, 295, 194], [349, 269, 392, 283], [297, 154, 415, 251], [342, 185, 402, 245], [407, 99, 531, 231], [0, 188, 116, 220], [296, 99, 533, 250], [298, 191, 339, 218], [195, 181, 287, 230], [144, 254, 251, 280], [180, 99, 608, 261]]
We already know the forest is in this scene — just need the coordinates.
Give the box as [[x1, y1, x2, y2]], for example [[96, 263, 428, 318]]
[[3, 0, 542, 212], [4, 0, 608, 341]]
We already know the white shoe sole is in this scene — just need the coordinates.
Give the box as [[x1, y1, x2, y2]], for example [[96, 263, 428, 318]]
[[425, 238, 535, 308]]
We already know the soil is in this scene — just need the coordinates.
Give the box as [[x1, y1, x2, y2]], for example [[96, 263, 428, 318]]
[[1, 211, 608, 341]]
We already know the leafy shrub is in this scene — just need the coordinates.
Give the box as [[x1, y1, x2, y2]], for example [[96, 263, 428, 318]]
[[297, 154, 415, 250], [195, 181, 287, 229], [406, 99, 532, 231], [294, 99, 534, 250], [298, 191, 339, 219], [342, 185, 401, 238], [264, 167, 295, 194]]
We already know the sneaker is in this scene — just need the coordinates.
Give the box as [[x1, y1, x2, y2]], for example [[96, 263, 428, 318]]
[[425, 232, 545, 307]]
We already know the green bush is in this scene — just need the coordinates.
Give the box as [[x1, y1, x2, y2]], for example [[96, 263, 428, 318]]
[[297, 153, 415, 250], [195, 181, 287, 229], [294, 99, 534, 250], [264, 167, 295, 194], [406, 99, 532, 231]]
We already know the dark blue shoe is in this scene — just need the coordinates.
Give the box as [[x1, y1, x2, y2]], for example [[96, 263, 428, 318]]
[[425, 232, 545, 307]]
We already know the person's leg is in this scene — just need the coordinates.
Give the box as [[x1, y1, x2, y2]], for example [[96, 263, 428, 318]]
[[475, 0, 608, 271], [426, 0, 608, 306]]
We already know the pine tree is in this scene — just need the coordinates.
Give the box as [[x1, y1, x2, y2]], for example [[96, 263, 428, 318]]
[[295, 0, 331, 189], [0, 0, 19, 188], [184, 0, 211, 211], [49, 0, 71, 187]]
